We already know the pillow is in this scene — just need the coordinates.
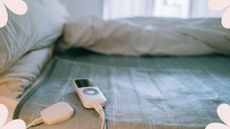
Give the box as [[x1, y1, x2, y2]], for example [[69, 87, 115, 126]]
[[34, 0, 69, 18], [0, 46, 53, 99], [0, 0, 68, 73]]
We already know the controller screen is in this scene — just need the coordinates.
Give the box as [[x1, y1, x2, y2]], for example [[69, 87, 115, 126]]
[[75, 79, 95, 88]]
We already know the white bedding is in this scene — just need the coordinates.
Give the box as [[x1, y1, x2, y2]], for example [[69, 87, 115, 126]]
[[0, 0, 68, 119], [0, 0, 68, 73], [61, 16, 230, 56], [0, 46, 53, 99]]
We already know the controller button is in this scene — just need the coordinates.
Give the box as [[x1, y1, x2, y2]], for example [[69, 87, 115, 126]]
[[83, 88, 99, 95]]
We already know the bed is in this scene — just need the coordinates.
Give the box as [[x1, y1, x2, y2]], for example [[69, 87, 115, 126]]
[[0, 1, 230, 128], [13, 48, 230, 129]]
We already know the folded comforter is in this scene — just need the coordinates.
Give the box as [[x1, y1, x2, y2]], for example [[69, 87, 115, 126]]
[[61, 17, 230, 56]]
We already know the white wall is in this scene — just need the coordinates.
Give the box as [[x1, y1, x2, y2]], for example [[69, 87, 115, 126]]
[[62, 0, 222, 19], [61, 0, 103, 19]]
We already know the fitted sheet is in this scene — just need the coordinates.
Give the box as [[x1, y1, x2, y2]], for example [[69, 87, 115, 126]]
[[15, 49, 230, 129]]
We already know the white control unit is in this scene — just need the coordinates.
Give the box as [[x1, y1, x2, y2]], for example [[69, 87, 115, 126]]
[[73, 79, 107, 109]]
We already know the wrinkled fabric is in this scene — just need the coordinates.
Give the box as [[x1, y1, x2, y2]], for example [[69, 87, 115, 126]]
[[61, 17, 230, 56], [0, 46, 53, 99], [0, 0, 68, 73]]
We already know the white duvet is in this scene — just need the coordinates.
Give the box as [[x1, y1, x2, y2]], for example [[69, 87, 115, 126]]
[[61, 16, 230, 56]]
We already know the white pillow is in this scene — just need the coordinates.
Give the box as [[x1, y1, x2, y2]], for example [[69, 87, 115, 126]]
[[34, 0, 69, 18], [0, 46, 53, 99], [0, 0, 68, 73]]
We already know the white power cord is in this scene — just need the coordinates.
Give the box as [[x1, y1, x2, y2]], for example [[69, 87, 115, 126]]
[[26, 117, 43, 129], [26, 102, 106, 129], [93, 104, 107, 129]]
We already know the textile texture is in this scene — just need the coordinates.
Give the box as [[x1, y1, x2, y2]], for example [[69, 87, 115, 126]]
[[16, 49, 230, 129]]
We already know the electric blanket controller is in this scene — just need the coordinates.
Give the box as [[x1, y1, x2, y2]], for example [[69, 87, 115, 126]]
[[73, 79, 107, 108]]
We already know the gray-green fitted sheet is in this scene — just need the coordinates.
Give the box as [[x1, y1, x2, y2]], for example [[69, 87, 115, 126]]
[[15, 49, 230, 129]]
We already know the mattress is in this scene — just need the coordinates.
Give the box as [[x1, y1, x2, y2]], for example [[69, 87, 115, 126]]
[[14, 48, 230, 129]]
